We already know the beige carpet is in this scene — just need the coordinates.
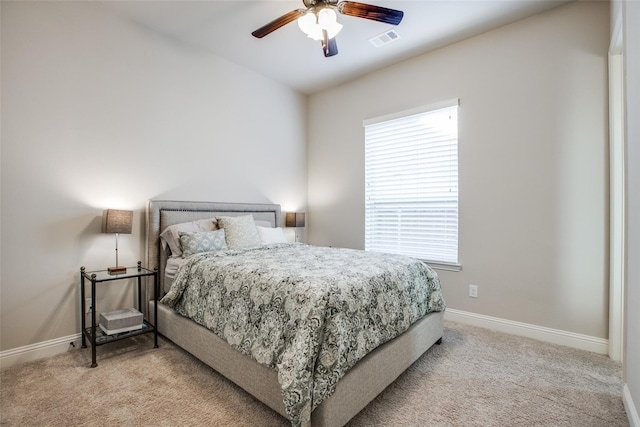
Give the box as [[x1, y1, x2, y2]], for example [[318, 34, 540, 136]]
[[1, 321, 628, 426]]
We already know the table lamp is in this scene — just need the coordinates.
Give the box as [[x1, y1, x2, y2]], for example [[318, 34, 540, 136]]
[[285, 212, 305, 242], [102, 209, 133, 274]]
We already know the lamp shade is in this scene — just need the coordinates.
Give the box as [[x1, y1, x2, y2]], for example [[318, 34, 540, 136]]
[[297, 8, 342, 41], [317, 8, 342, 38], [102, 209, 133, 234], [285, 212, 306, 228]]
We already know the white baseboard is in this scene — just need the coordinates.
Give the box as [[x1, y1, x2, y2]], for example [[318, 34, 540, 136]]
[[0, 333, 82, 371], [0, 309, 613, 370], [625, 384, 640, 427], [444, 308, 609, 355]]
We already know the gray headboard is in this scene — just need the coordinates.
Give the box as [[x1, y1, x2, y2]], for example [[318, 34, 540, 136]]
[[145, 200, 282, 296]]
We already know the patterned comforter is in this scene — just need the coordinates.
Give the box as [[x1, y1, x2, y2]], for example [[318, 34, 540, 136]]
[[161, 243, 445, 426]]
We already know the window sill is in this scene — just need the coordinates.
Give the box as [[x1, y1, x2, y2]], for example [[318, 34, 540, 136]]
[[421, 261, 462, 272]]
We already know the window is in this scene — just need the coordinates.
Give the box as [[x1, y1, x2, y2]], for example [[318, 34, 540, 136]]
[[364, 99, 459, 268]]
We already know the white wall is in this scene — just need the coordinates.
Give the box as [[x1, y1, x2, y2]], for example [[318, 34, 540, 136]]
[[621, 0, 640, 423], [307, 1, 610, 339], [0, 2, 307, 353]]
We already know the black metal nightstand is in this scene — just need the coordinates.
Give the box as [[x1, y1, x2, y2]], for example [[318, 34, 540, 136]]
[[80, 261, 158, 367]]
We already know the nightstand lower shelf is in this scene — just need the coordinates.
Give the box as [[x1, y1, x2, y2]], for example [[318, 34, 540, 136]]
[[83, 320, 154, 346]]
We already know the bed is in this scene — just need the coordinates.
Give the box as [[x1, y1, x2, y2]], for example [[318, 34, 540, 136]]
[[145, 200, 445, 427]]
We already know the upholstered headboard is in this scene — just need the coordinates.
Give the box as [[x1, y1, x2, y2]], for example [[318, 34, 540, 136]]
[[145, 200, 282, 296]]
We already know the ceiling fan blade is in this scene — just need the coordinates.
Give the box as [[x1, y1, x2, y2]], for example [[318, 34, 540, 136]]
[[251, 9, 305, 38], [338, 1, 404, 25], [322, 33, 339, 57]]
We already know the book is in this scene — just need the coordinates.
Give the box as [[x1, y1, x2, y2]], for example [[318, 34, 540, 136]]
[[99, 308, 143, 335], [99, 323, 143, 335]]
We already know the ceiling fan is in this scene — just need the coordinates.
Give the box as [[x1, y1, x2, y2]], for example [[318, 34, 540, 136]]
[[251, 1, 404, 58]]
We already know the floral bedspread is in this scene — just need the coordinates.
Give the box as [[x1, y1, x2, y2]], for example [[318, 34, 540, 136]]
[[161, 243, 445, 426]]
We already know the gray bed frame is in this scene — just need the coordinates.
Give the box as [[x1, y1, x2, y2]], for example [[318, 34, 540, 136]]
[[145, 200, 444, 427]]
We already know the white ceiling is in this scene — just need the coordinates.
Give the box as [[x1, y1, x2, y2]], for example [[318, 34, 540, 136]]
[[105, 0, 573, 94]]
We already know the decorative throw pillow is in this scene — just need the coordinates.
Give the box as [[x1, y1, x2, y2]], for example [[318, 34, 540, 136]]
[[159, 218, 217, 257], [256, 226, 289, 245], [216, 215, 261, 249], [179, 229, 227, 257]]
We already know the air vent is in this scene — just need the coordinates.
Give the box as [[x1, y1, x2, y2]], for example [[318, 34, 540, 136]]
[[368, 29, 400, 47]]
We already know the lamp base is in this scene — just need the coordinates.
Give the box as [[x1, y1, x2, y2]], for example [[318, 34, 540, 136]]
[[108, 266, 127, 275]]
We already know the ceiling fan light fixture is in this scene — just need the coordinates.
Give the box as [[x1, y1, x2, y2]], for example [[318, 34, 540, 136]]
[[297, 12, 319, 39], [297, 8, 342, 41], [252, 0, 404, 58], [318, 8, 343, 38]]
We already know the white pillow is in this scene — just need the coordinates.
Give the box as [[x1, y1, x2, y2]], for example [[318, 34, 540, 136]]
[[159, 218, 217, 257], [216, 215, 261, 249], [256, 226, 288, 245]]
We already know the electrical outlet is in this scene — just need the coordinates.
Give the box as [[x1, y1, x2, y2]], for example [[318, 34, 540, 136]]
[[85, 298, 92, 314], [468, 284, 478, 298]]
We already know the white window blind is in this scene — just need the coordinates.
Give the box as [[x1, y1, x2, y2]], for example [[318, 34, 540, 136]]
[[364, 100, 459, 266]]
